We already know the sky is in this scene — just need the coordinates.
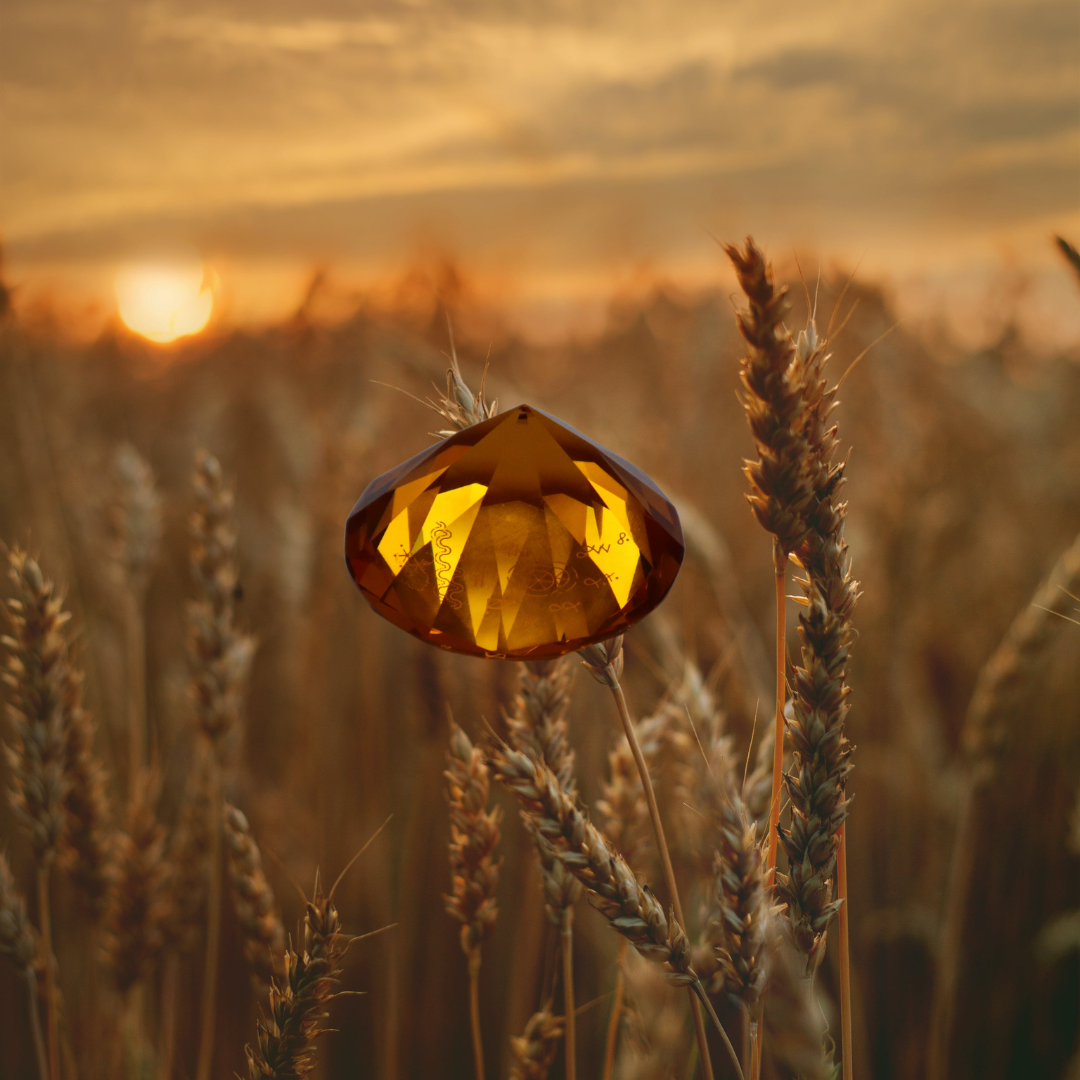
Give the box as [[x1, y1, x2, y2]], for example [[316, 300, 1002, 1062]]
[[2, 0, 1078, 342]]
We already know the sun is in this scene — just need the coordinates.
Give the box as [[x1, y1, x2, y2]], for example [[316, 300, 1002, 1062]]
[[116, 260, 213, 343]]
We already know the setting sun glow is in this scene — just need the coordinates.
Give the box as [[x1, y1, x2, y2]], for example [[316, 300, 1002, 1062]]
[[116, 261, 213, 343]]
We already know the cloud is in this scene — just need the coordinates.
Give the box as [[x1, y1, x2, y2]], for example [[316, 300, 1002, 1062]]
[[1, 0, 1076, 282]]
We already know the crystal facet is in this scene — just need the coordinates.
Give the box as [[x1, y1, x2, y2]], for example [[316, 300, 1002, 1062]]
[[345, 404, 684, 659]]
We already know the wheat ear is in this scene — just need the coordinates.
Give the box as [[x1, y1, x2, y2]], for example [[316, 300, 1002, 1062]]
[[507, 659, 581, 1080], [224, 803, 286, 987], [3, 548, 75, 1080], [726, 237, 814, 904], [444, 722, 501, 1080], [188, 449, 256, 1080], [245, 874, 347, 1079], [112, 443, 162, 799], [508, 1007, 564, 1080], [580, 636, 725, 1080], [709, 774, 768, 1077], [489, 738, 744, 1080], [770, 315, 858, 1080], [104, 766, 169, 994]]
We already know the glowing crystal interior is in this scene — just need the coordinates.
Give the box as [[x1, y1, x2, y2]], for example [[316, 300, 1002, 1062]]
[[344, 405, 684, 659]]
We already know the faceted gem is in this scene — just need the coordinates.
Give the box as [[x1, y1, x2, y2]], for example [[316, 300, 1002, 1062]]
[[344, 404, 684, 660]]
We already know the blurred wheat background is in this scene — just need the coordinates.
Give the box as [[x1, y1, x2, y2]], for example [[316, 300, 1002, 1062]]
[[1, 255, 1079, 1077], [2, 0, 1079, 1076]]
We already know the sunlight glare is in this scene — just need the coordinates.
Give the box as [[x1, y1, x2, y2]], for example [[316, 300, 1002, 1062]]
[[116, 260, 213, 343]]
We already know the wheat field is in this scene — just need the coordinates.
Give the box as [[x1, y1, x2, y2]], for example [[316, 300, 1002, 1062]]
[[1, 251, 1079, 1080]]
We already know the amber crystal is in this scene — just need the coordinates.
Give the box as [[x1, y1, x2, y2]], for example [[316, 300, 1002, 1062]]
[[345, 405, 683, 659]]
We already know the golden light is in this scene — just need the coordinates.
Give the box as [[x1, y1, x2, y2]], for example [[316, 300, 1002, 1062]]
[[115, 260, 213, 343]]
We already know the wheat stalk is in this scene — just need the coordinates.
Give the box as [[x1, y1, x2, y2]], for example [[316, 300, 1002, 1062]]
[[188, 449, 256, 1080], [245, 874, 347, 1079], [0, 850, 47, 1080], [506, 659, 581, 1080], [445, 721, 501, 1080], [224, 803, 286, 987]]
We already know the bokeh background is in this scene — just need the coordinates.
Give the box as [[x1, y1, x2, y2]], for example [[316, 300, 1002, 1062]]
[[1, 1, 1079, 1078]]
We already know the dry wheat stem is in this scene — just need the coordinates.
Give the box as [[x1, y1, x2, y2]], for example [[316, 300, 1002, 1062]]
[[561, 909, 576, 1080], [36, 865, 59, 1080], [837, 823, 853, 1080], [444, 722, 500, 1080], [469, 953, 485, 1080], [195, 760, 223, 1080], [1, 851, 48, 1080], [768, 541, 786, 889], [601, 937, 628, 1080]]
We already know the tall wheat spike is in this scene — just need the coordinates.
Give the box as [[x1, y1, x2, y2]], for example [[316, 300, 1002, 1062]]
[[224, 803, 286, 987], [506, 659, 581, 1080], [3, 548, 77, 1080], [245, 875, 347, 1079], [189, 449, 256, 1080]]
